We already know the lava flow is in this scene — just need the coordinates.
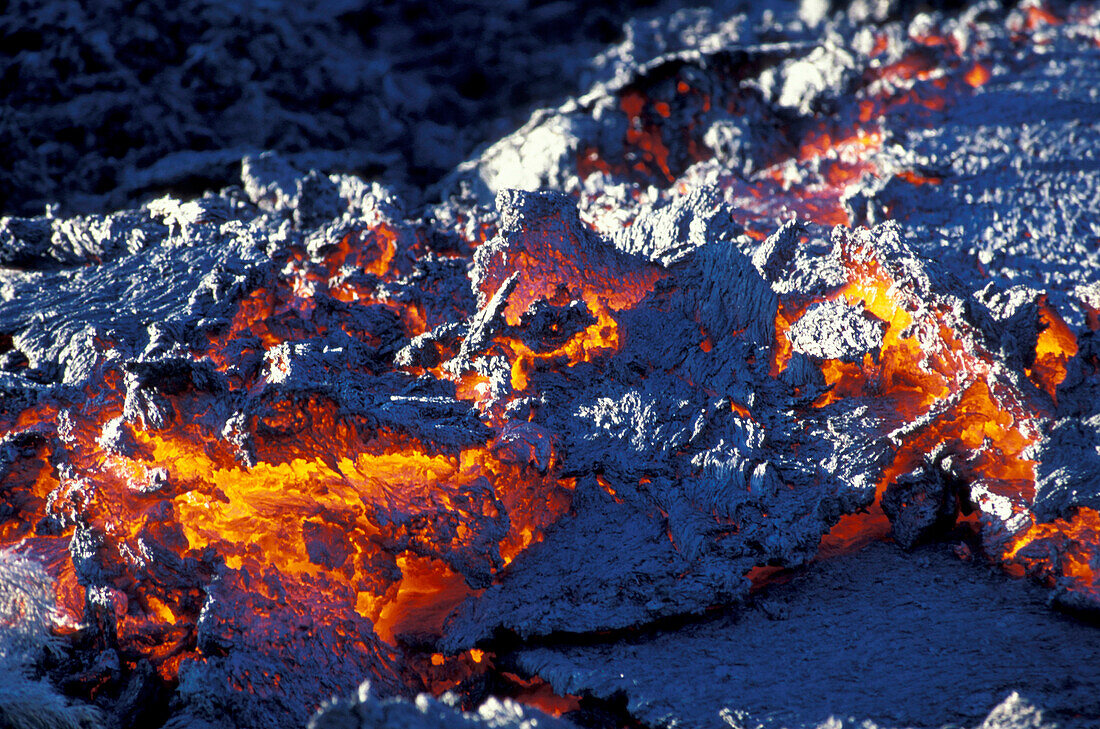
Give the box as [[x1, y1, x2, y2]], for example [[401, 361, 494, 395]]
[[0, 204, 597, 724], [1, 2, 1099, 728]]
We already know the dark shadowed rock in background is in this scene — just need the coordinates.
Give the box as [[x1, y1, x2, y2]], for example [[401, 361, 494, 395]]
[[0, 0, 685, 217]]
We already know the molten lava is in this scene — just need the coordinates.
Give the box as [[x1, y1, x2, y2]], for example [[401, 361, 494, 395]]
[[0, 209, 589, 704], [1, 4, 1098, 726], [775, 228, 1098, 601], [1005, 507, 1100, 598], [1027, 298, 1079, 403]]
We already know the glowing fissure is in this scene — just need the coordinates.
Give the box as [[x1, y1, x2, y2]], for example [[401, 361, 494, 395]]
[[770, 223, 1095, 599]]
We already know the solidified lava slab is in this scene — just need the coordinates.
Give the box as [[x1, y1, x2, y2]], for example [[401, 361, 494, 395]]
[[0, 2, 1099, 729], [514, 541, 1100, 729]]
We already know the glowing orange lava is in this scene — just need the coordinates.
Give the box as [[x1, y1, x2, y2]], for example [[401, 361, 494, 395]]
[[776, 230, 1094, 602], [1004, 507, 1099, 596], [0, 214, 587, 700], [473, 209, 666, 395], [965, 63, 992, 88], [1027, 298, 1078, 403]]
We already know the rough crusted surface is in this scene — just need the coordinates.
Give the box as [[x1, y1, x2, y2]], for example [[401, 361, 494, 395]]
[[164, 571, 405, 729], [0, 549, 104, 729], [2, 2, 1100, 729], [0, 166, 1093, 729], [440, 192, 906, 647], [442, 477, 751, 648], [1033, 415, 1100, 520], [309, 682, 577, 729], [0, 0, 675, 217], [787, 300, 885, 361], [0, 200, 268, 381], [442, 0, 1100, 311], [513, 542, 1099, 729], [860, 20, 1100, 297]]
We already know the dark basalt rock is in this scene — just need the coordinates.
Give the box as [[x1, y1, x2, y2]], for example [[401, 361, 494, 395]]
[[2, 2, 1100, 729], [882, 461, 963, 549], [511, 542, 1098, 729]]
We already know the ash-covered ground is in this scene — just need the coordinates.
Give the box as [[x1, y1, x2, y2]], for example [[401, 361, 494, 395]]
[[2, 2, 1100, 729]]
